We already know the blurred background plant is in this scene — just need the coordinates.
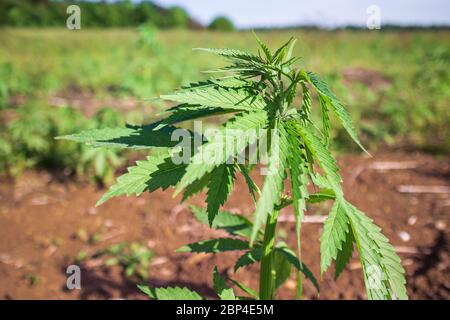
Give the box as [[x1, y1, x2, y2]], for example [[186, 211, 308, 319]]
[[137, 23, 161, 51], [0, 102, 127, 184], [76, 242, 154, 281]]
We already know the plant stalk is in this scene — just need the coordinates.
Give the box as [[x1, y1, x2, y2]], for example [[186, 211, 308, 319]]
[[259, 210, 279, 300]]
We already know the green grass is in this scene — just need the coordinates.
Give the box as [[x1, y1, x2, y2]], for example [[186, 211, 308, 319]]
[[0, 28, 448, 178]]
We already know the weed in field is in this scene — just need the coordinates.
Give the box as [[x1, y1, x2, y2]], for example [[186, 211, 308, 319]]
[[63, 36, 408, 300], [0, 103, 125, 184], [104, 242, 154, 280], [137, 23, 162, 52], [76, 108, 125, 185], [24, 273, 40, 287], [0, 62, 30, 108], [76, 242, 154, 281]]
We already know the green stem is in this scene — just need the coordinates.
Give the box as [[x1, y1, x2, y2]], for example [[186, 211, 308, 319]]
[[259, 210, 279, 300]]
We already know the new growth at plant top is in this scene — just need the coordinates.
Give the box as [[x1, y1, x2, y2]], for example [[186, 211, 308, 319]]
[[61, 36, 408, 300]]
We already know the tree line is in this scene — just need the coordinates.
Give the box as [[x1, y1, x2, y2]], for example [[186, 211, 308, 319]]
[[0, 0, 235, 30]]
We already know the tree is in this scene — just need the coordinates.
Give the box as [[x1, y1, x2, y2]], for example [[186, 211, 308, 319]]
[[209, 16, 235, 31], [166, 6, 189, 28]]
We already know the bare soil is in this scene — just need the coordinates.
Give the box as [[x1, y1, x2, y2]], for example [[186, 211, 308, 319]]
[[0, 151, 449, 300], [342, 67, 392, 92], [47, 86, 142, 117]]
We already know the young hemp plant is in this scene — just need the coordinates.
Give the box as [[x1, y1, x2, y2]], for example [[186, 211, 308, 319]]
[[60, 37, 407, 300]]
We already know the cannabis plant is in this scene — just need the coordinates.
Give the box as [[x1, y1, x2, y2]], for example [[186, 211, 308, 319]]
[[61, 37, 407, 300], [77, 242, 154, 281]]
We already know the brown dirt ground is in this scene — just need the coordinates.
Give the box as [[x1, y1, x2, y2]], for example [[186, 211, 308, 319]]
[[0, 151, 449, 300], [342, 67, 391, 92]]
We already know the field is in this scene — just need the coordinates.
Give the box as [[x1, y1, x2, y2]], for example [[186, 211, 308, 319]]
[[0, 28, 449, 299]]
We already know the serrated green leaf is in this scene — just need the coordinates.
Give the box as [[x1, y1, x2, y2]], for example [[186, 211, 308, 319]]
[[319, 95, 330, 145], [344, 201, 408, 300], [137, 284, 152, 297], [147, 156, 187, 190], [301, 82, 312, 118], [139, 285, 203, 300], [57, 123, 178, 149], [285, 38, 297, 62], [310, 173, 331, 189], [320, 202, 351, 275], [287, 131, 309, 222], [156, 106, 232, 130], [234, 247, 262, 272], [286, 127, 309, 298], [263, 189, 335, 211], [275, 245, 320, 293], [250, 124, 289, 244], [96, 153, 186, 206], [232, 244, 319, 293], [179, 78, 247, 91], [237, 164, 259, 204], [161, 86, 264, 112], [334, 226, 354, 279], [194, 48, 262, 63], [182, 173, 211, 202], [308, 189, 336, 203], [271, 37, 294, 65], [285, 80, 298, 106], [228, 278, 259, 299], [190, 206, 257, 240], [175, 111, 267, 195], [206, 164, 235, 225], [307, 72, 368, 153], [293, 122, 343, 198], [177, 238, 250, 253], [253, 32, 272, 61], [213, 267, 236, 300], [209, 78, 249, 88], [273, 250, 292, 289]]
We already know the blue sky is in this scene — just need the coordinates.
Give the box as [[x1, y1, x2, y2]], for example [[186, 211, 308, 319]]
[[153, 0, 450, 28]]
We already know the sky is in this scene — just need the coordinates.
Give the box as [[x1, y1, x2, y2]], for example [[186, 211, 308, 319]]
[[153, 0, 450, 28]]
